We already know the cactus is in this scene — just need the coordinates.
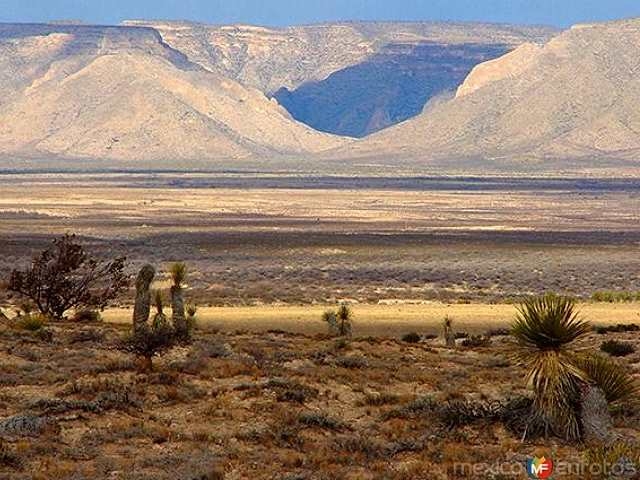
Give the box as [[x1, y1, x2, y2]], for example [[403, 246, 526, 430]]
[[132, 264, 155, 334], [170, 262, 188, 339], [443, 316, 456, 348]]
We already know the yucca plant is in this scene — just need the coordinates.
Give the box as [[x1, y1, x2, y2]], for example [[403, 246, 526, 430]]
[[322, 310, 339, 336], [170, 262, 187, 288], [512, 294, 617, 441], [336, 303, 353, 338], [513, 294, 640, 442], [443, 316, 456, 348], [574, 353, 640, 405], [186, 303, 197, 332], [169, 262, 188, 340]]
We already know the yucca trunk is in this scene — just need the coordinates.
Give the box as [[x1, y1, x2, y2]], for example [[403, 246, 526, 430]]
[[171, 284, 187, 338], [132, 265, 155, 334], [444, 320, 455, 348], [580, 384, 612, 444]]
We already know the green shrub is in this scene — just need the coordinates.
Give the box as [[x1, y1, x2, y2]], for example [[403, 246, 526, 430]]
[[461, 335, 491, 348], [401, 332, 421, 343], [591, 291, 640, 303], [298, 412, 346, 431], [335, 355, 368, 369], [15, 313, 47, 331], [595, 323, 640, 334], [72, 309, 102, 322], [600, 340, 636, 357]]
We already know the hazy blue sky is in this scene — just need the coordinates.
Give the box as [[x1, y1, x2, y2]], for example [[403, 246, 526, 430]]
[[0, 0, 639, 27]]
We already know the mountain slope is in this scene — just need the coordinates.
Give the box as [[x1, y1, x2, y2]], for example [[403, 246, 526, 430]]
[[0, 24, 344, 163], [337, 18, 640, 169]]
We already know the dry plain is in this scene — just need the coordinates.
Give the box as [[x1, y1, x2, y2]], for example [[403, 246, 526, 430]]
[[1, 173, 640, 479], [1, 173, 639, 307]]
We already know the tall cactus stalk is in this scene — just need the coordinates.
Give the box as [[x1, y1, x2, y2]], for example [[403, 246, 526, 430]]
[[170, 262, 188, 339], [132, 264, 155, 334]]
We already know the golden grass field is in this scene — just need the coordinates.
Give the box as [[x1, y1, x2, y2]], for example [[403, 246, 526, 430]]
[[102, 302, 640, 337]]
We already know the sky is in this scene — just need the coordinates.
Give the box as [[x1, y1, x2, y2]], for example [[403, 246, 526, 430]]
[[0, 0, 640, 28]]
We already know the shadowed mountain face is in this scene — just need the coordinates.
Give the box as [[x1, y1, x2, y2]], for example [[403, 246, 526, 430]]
[[273, 42, 510, 138]]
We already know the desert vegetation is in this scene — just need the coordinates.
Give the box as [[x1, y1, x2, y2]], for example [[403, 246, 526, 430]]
[[1, 235, 640, 478]]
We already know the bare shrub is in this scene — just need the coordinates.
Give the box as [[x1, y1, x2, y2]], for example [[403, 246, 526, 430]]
[[8, 234, 128, 319]]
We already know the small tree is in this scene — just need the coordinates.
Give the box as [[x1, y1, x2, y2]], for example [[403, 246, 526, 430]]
[[8, 234, 128, 320]]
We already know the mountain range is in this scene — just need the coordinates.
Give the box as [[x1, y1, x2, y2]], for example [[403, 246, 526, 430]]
[[0, 18, 639, 174]]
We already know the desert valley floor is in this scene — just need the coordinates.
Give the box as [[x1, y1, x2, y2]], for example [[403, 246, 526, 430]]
[[1, 173, 640, 479], [1, 173, 639, 307]]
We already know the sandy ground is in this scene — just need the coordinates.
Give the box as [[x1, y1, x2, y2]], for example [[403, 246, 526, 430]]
[[102, 302, 640, 337]]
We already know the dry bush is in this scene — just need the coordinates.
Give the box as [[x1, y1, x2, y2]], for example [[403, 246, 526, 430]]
[[335, 355, 368, 369], [357, 392, 401, 407], [600, 340, 636, 357], [0, 440, 23, 469], [71, 309, 102, 323], [298, 411, 348, 432]]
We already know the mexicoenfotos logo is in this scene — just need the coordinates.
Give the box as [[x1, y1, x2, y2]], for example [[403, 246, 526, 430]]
[[527, 456, 554, 479]]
